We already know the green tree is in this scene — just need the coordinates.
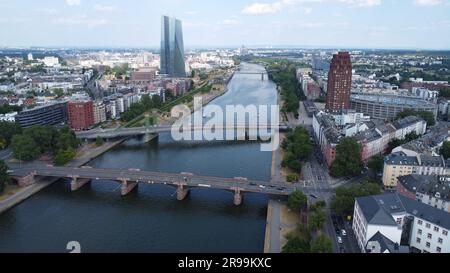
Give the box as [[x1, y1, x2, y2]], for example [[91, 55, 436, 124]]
[[53, 88, 64, 98], [441, 141, 450, 159], [11, 134, 41, 161], [368, 155, 384, 173], [309, 208, 326, 233], [54, 147, 76, 166], [0, 160, 10, 194], [282, 235, 310, 253], [331, 183, 381, 216], [331, 137, 363, 178], [287, 190, 307, 212], [397, 109, 435, 127], [287, 173, 299, 183], [95, 136, 105, 147], [0, 121, 22, 147], [310, 235, 333, 253]]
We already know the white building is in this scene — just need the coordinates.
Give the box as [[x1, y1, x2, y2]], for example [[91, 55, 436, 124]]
[[27, 53, 33, 61], [353, 193, 450, 253], [42, 56, 59, 67], [93, 101, 106, 124], [0, 112, 18, 122]]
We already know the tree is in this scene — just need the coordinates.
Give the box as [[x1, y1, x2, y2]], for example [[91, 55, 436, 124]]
[[310, 235, 333, 253], [53, 88, 64, 98], [54, 147, 76, 166], [368, 155, 384, 173], [0, 160, 10, 194], [11, 134, 40, 161], [331, 182, 381, 216], [0, 121, 22, 147], [397, 109, 435, 127], [309, 208, 326, 233], [288, 190, 307, 212], [331, 137, 363, 178], [441, 141, 450, 160], [282, 235, 310, 253], [95, 136, 105, 147], [287, 173, 299, 183]]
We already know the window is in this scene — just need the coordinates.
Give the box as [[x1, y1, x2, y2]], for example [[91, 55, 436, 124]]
[[418, 220, 423, 225], [418, 229, 423, 235], [426, 223, 431, 229], [428, 233, 432, 239], [434, 227, 439, 232], [416, 238, 421, 244], [438, 238, 443, 244], [437, 247, 442, 253], [426, 242, 431, 248], [443, 230, 448, 236]]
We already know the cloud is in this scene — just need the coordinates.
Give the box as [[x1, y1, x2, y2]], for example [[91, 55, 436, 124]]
[[242, 0, 294, 14], [66, 0, 81, 6], [339, 0, 381, 7], [94, 4, 116, 11], [413, 0, 442, 6], [53, 15, 108, 28]]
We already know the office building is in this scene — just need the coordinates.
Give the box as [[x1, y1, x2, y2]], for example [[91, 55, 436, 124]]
[[15, 102, 68, 128], [68, 100, 94, 130], [160, 15, 186, 78]]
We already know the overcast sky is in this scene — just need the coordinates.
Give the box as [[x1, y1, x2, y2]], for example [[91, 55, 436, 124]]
[[1, 0, 450, 49]]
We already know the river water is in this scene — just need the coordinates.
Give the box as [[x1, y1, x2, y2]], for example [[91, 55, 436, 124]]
[[0, 63, 279, 253]]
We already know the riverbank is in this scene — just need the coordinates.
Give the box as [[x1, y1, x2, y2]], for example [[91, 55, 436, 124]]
[[0, 138, 127, 214]]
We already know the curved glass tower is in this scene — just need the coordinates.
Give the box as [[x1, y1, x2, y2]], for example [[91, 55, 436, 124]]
[[160, 15, 186, 78]]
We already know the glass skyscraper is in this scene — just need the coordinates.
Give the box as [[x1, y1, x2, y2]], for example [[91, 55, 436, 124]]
[[160, 15, 186, 78]]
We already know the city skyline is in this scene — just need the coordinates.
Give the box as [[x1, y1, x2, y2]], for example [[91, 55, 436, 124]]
[[0, 0, 449, 50]]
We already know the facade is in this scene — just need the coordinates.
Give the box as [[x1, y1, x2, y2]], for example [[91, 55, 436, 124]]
[[313, 112, 426, 167], [382, 152, 448, 189], [383, 152, 448, 189], [68, 100, 94, 130], [93, 101, 107, 124], [325, 52, 352, 112], [353, 193, 450, 253], [160, 15, 186, 78], [397, 175, 450, 212], [15, 102, 68, 128], [131, 68, 156, 83], [350, 92, 437, 121]]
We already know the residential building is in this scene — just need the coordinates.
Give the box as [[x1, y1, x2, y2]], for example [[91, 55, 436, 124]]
[[325, 52, 352, 112], [160, 15, 186, 77], [93, 101, 107, 124], [353, 192, 450, 253], [397, 175, 450, 212], [68, 100, 94, 130], [382, 152, 448, 189], [365, 232, 409, 253]]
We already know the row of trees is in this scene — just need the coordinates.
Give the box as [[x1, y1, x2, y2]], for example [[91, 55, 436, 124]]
[[267, 60, 306, 118], [0, 160, 10, 194], [120, 95, 162, 122], [281, 127, 313, 178], [397, 109, 436, 127], [11, 126, 80, 165], [283, 191, 333, 253], [330, 137, 364, 178], [0, 104, 22, 115], [0, 121, 22, 149]]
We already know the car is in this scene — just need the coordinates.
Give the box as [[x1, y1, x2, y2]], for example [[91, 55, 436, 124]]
[[249, 182, 257, 186], [259, 185, 266, 189], [335, 228, 340, 234], [341, 230, 347, 236], [337, 237, 343, 244], [310, 194, 318, 199]]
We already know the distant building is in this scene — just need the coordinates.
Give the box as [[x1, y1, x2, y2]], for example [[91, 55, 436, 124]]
[[15, 102, 68, 128], [0, 112, 18, 122], [131, 68, 156, 83], [93, 101, 107, 124], [68, 100, 94, 130], [397, 175, 450, 212], [27, 53, 33, 61], [326, 52, 352, 112], [42, 56, 59, 67], [353, 192, 450, 253], [160, 15, 186, 77], [350, 92, 437, 121]]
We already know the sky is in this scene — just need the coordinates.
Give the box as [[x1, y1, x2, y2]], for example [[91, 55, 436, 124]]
[[0, 0, 450, 50]]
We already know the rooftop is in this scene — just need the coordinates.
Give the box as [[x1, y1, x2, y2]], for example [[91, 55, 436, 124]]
[[398, 174, 450, 202]]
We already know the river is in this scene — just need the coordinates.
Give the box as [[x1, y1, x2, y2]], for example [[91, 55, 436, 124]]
[[0, 63, 279, 253]]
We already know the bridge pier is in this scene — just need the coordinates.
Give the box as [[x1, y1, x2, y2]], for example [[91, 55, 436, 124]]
[[15, 172, 36, 187], [120, 179, 138, 196], [176, 184, 190, 201], [144, 133, 158, 143], [70, 177, 91, 192], [233, 188, 243, 206]]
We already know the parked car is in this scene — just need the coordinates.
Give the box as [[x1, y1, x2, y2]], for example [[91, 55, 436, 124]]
[[341, 230, 347, 236], [337, 237, 343, 244]]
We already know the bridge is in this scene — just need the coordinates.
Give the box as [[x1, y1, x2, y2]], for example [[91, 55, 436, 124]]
[[8, 164, 300, 206], [76, 124, 290, 140], [234, 70, 278, 81]]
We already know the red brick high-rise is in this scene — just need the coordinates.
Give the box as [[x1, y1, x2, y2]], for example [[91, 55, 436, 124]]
[[68, 100, 94, 131], [326, 52, 352, 112]]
